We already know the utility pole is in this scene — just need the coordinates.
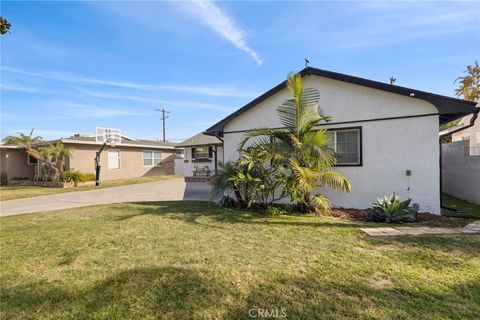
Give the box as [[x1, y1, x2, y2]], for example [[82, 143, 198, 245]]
[[155, 108, 170, 142]]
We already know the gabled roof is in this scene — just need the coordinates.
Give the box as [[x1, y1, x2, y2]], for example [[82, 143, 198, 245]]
[[205, 67, 477, 135], [175, 132, 223, 148]]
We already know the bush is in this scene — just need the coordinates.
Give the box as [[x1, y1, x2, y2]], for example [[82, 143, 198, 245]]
[[265, 206, 288, 216], [1, 172, 7, 186], [64, 171, 82, 186], [63, 171, 96, 186], [370, 193, 418, 223], [80, 173, 96, 182]]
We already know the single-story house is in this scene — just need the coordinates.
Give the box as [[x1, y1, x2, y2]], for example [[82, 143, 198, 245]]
[[204, 67, 477, 214], [175, 132, 223, 180], [451, 113, 480, 150], [0, 133, 180, 181]]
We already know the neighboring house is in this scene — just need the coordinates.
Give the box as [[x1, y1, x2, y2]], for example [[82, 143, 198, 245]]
[[441, 107, 480, 205], [175, 132, 223, 180], [451, 113, 480, 151], [204, 67, 476, 214], [0, 133, 179, 181]]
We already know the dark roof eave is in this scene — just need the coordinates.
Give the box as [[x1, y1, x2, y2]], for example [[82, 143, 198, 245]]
[[205, 67, 477, 135]]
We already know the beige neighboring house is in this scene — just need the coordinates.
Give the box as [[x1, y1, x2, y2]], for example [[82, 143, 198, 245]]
[[175, 132, 223, 180], [452, 113, 480, 149], [0, 134, 180, 182]]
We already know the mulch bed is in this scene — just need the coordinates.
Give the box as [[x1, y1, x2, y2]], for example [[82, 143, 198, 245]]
[[322, 208, 449, 222]]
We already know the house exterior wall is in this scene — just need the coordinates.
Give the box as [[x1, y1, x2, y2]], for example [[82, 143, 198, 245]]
[[452, 114, 480, 149], [65, 144, 176, 181], [442, 140, 480, 205], [181, 146, 224, 176], [0, 148, 35, 179], [222, 75, 441, 214]]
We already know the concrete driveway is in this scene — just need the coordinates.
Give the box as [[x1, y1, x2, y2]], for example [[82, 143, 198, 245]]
[[0, 178, 213, 217]]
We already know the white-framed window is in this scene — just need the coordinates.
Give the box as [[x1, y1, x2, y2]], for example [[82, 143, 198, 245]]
[[27, 154, 38, 165], [326, 127, 362, 166], [143, 150, 162, 167], [192, 146, 212, 159], [108, 150, 120, 169]]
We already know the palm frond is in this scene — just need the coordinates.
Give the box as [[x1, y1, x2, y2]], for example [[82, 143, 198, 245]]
[[312, 194, 332, 213], [318, 171, 352, 192]]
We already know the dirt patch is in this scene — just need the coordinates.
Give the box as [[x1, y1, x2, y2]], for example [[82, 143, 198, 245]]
[[321, 209, 449, 223], [322, 208, 368, 220], [416, 212, 449, 222]]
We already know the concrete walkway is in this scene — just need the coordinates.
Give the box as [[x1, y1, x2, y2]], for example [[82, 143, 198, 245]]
[[0, 178, 213, 217], [361, 221, 480, 237]]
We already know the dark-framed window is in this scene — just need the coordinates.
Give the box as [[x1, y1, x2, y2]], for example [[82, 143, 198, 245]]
[[27, 154, 38, 165], [326, 126, 362, 166], [192, 146, 213, 159]]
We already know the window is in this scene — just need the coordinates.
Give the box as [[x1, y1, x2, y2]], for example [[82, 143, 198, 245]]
[[192, 146, 213, 159], [326, 127, 361, 166], [143, 151, 162, 167], [27, 154, 38, 165], [108, 150, 120, 169]]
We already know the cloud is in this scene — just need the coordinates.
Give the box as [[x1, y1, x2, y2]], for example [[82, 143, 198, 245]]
[[180, 0, 262, 65], [2, 66, 256, 98], [76, 88, 234, 112]]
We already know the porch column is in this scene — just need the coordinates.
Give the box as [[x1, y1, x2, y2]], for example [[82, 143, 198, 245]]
[[214, 145, 218, 175]]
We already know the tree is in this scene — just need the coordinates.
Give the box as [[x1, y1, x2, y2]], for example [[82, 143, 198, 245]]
[[441, 61, 480, 143], [239, 73, 351, 212], [38, 142, 71, 175], [455, 61, 480, 102], [0, 16, 11, 35], [2, 129, 59, 176]]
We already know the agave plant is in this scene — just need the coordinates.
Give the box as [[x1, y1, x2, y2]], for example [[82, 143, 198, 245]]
[[371, 193, 417, 223]]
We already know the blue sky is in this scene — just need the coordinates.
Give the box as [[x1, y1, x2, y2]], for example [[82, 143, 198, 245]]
[[1, 1, 479, 141]]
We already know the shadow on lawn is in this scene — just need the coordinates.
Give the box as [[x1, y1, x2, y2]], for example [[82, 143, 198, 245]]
[[3, 265, 479, 319], [116, 201, 363, 229]]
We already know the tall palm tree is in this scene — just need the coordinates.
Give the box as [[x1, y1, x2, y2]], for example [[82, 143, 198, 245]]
[[38, 142, 71, 174], [455, 61, 479, 102], [239, 73, 351, 212]]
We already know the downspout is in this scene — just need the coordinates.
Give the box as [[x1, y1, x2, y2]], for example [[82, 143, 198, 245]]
[[438, 107, 479, 209]]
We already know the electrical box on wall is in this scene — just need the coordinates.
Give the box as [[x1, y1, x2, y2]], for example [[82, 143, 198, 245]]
[[406, 170, 411, 176]]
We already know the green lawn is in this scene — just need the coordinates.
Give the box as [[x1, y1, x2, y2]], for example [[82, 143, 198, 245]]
[[443, 193, 480, 217], [1, 201, 479, 319], [0, 175, 179, 201]]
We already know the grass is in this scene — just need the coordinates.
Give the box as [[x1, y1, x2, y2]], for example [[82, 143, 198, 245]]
[[0, 175, 179, 201], [443, 193, 480, 217], [1, 201, 479, 319]]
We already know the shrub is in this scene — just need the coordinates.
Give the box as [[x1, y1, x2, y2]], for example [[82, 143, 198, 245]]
[[216, 195, 237, 209], [1, 172, 7, 186], [64, 171, 82, 186], [12, 176, 30, 180], [371, 193, 418, 223], [80, 173, 96, 182], [265, 206, 288, 216], [63, 171, 95, 186]]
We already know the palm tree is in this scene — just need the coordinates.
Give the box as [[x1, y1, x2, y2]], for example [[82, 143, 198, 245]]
[[239, 73, 351, 212], [2, 129, 48, 164], [38, 142, 71, 174], [455, 61, 479, 102]]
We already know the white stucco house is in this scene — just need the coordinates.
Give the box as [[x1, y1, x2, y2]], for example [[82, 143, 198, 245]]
[[204, 67, 477, 214]]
